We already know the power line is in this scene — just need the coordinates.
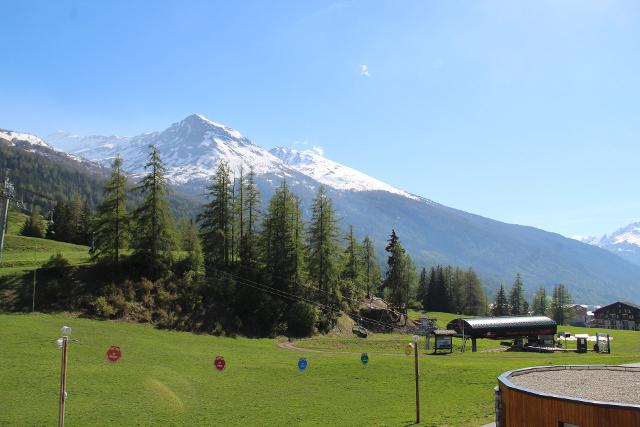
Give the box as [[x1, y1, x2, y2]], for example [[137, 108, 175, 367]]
[[211, 268, 401, 331]]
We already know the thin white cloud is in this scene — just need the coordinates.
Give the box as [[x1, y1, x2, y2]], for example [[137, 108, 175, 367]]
[[360, 64, 371, 77], [311, 146, 324, 156], [431, 58, 444, 69]]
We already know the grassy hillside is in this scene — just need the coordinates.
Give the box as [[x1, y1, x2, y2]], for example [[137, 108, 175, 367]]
[[2, 313, 638, 426], [1, 210, 91, 277]]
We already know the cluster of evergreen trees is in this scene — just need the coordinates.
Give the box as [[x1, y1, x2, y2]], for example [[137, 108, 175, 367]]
[[46, 197, 93, 245], [86, 146, 391, 336], [0, 142, 106, 214], [195, 162, 395, 335], [417, 265, 487, 315], [19, 144, 497, 336], [491, 274, 574, 324], [20, 196, 92, 245]]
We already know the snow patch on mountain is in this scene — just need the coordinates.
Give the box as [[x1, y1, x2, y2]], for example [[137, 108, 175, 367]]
[[46, 115, 293, 184], [44, 114, 422, 199], [575, 222, 640, 266], [575, 223, 640, 249], [270, 147, 420, 199], [0, 129, 49, 147]]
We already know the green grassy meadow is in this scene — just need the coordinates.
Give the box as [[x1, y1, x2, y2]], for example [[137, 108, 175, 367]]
[[1, 312, 638, 426], [1, 210, 91, 277]]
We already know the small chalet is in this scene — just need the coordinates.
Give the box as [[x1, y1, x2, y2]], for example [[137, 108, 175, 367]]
[[592, 301, 640, 331]]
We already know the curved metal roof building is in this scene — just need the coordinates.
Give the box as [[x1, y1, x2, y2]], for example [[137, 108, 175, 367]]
[[446, 316, 557, 339]]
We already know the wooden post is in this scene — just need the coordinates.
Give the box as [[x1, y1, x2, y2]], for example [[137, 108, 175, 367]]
[[32, 268, 36, 312], [0, 171, 10, 267], [59, 336, 68, 427], [414, 338, 420, 424], [32, 244, 37, 312]]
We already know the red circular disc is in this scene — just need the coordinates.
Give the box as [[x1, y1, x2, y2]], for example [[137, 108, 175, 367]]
[[106, 346, 122, 363], [214, 355, 226, 371]]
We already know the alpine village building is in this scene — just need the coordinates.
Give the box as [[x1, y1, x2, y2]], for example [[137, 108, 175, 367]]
[[592, 301, 640, 331]]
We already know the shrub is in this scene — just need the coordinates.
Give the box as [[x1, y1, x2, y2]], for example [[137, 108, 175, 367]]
[[286, 302, 317, 338], [20, 208, 44, 238], [90, 296, 116, 318]]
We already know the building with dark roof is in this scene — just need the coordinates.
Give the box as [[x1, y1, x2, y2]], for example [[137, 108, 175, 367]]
[[446, 316, 557, 352], [592, 302, 640, 331]]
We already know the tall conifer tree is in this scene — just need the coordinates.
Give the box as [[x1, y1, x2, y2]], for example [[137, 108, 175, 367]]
[[550, 284, 573, 325], [239, 167, 261, 269], [382, 230, 416, 311], [306, 186, 342, 329], [509, 273, 527, 315], [492, 284, 509, 316], [92, 156, 129, 263], [531, 287, 548, 316], [131, 145, 176, 272], [199, 161, 233, 274], [417, 267, 429, 309], [463, 267, 485, 315], [341, 225, 364, 304], [361, 236, 381, 298]]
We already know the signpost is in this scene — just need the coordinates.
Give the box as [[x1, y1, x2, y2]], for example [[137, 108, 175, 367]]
[[360, 352, 369, 366], [297, 357, 308, 372], [106, 346, 122, 363], [405, 343, 414, 356], [413, 335, 420, 424], [58, 326, 71, 427], [214, 356, 226, 372]]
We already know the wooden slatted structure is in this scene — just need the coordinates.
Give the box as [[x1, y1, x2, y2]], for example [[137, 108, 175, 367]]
[[496, 365, 640, 426]]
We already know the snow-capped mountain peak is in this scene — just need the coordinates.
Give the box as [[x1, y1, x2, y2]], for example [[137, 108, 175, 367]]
[[44, 114, 422, 198], [270, 146, 419, 199], [576, 222, 640, 266], [0, 129, 49, 148], [46, 114, 288, 184], [607, 222, 640, 246]]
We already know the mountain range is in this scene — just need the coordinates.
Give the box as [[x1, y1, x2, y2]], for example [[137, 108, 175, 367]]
[[3, 114, 639, 304], [575, 223, 640, 267]]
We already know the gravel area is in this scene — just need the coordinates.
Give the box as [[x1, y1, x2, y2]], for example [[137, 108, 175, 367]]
[[508, 367, 640, 405]]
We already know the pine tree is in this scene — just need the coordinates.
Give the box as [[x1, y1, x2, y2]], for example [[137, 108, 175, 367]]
[[47, 199, 73, 242], [550, 284, 573, 325], [20, 207, 44, 238], [92, 156, 129, 263], [239, 167, 261, 269], [531, 287, 548, 316], [199, 161, 233, 274], [78, 201, 92, 246], [463, 267, 485, 315], [341, 225, 364, 305], [131, 145, 176, 273], [447, 266, 464, 313], [434, 265, 449, 312], [262, 180, 306, 293], [361, 236, 381, 297], [508, 273, 527, 315], [492, 285, 509, 316], [179, 218, 202, 273], [306, 186, 342, 330], [417, 267, 428, 309], [382, 230, 416, 311], [68, 193, 83, 244], [425, 266, 438, 311]]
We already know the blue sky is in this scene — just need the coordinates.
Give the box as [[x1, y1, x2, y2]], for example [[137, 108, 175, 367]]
[[1, 0, 639, 238]]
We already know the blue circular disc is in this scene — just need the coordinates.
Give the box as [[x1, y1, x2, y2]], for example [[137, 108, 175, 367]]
[[298, 357, 308, 371]]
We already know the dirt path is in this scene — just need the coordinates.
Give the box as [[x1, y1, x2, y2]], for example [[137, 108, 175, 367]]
[[276, 340, 406, 357]]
